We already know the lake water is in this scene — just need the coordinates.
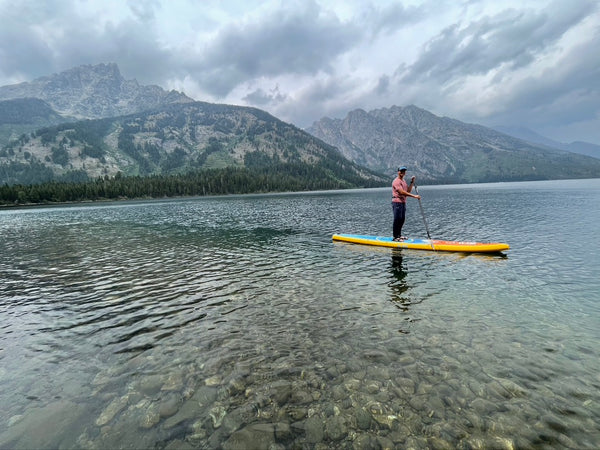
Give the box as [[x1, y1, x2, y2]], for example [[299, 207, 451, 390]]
[[0, 179, 599, 449]]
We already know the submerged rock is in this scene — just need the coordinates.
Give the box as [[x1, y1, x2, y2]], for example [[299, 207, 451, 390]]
[[222, 423, 275, 450], [209, 404, 227, 428], [96, 395, 129, 426], [372, 413, 398, 430], [158, 394, 181, 418], [161, 372, 184, 392], [274, 422, 291, 441], [138, 375, 163, 397], [325, 415, 348, 441], [193, 385, 218, 406], [304, 416, 325, 444], [7, 415, 24, 427], [352, 433, 379, 449], [268, 380, 293, 406], [205, 375, 222, 386], [0, 400, 85, 449], [138, 402, 160, 430], [163, 397, 199, 429], [354, 407, 372, 430]]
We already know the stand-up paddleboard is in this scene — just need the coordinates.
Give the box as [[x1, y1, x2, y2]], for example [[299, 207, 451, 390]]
[[332, 234, 509, 253]]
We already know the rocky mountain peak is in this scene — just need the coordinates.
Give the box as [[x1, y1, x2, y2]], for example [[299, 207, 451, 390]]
[[0, 63, 193, 119], [370, 104, 439, 130], [45, 62, 124, 86]]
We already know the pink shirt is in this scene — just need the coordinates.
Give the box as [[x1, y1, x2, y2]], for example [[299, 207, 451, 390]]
[[392, 177, 408, 203]]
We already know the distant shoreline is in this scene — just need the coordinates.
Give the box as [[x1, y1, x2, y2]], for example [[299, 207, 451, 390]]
[[3, 177, 598, 210]]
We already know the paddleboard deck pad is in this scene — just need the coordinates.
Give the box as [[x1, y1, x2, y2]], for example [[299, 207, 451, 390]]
[[332, 234, 509, 253]]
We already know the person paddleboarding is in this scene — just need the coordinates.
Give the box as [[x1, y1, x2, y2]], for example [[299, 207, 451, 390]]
[[391, 166, 420, 242]]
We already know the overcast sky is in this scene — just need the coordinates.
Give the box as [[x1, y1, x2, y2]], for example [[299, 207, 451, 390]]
[[1, 0, 599, 144]]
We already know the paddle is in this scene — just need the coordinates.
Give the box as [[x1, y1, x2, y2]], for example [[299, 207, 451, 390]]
[[413, 184, 435, 251]]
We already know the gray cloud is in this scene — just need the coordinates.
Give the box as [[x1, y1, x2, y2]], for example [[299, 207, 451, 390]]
[[0, 0, 598, 143], [271, 75, 365, 128], [0, 0, 173, 83], [0, 1, 68, 79], [488, 30, 600, 128], [127, 0, 160, 22], [243, 85, 287, 106], [400, 1, 596, 84], [375, 75, 390, 95], [185, 2, 362, 97], [360, 1, 429, 37]]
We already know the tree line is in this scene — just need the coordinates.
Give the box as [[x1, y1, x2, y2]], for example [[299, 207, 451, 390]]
[[0, 163, 385, 206]]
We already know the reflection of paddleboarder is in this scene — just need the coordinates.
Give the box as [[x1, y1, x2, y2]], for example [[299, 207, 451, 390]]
[[389, 252, 411, 321], [390, 252, 407, 285], [391, 166, 420, 242]]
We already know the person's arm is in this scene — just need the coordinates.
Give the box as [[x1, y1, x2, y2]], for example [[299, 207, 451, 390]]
[[407, 176, 415, 193], [399, 177, 419, 198], [397, 187, 419, 198]]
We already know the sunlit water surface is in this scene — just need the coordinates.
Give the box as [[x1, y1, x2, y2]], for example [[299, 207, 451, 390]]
[[1, 179, 599, 449]]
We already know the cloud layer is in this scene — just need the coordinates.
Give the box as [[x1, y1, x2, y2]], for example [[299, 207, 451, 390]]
[[0, 0, 598, 144]]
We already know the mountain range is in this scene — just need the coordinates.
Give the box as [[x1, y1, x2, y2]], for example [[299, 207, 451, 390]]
[[1, 63, 599, 188], [493, 125, 600, 160], [307, 106, 600, 183]]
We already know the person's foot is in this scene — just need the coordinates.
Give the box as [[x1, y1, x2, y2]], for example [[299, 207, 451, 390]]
[[393, 237, 404, 242]]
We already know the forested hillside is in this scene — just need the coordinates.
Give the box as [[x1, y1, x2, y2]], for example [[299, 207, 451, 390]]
[[0, 98, 74, 148], [0, 101, 385, 189], [0, 100, 387, 205]]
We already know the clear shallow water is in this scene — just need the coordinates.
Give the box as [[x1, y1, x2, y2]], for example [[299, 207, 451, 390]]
[[0, 179, 599, 449]]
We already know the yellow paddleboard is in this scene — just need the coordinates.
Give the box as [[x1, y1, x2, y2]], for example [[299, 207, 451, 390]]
[[332, 234, 509, 253]]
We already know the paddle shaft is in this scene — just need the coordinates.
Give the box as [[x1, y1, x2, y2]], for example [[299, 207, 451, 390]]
[[413, 184, 435, 250]]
